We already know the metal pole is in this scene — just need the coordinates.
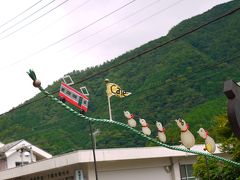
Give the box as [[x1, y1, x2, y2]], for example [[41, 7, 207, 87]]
[[30, 147, 33, 163], [20, 149, 23, 166], [105, 79, 113, 121], [93, 134, 96, 150], [88, 121, 98, 180], [92, 129, 100, 149], [107, 96, 112, 121], [205, 156, 210, 180]]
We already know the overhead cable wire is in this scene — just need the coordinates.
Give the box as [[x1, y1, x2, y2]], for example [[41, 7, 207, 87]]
[[116, 56, 240, 114], [1, 52, 239, 119], [1, 0, 136, 68], [0, 0, 71, 40], [72, 0, 184, 57], [127, 53, 240, 98], [57, 0, 163, 52], [0, 5, 239, 116], [67, 5, 240, 86], [37, 0, 92, 34], [2, 1, 239, 71], [0, 0, 57, 36], [0, 0, 44, 29]]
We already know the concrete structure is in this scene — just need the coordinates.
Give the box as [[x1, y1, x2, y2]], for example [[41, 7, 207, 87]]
[[0, 144, 228, 180], [0, 140, 52, 171]]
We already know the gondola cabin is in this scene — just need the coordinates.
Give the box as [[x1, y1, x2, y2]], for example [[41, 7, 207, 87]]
[[59, 82, 89, 113]]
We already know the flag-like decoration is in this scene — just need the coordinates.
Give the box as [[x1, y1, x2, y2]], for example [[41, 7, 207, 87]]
[[106, 82, 131, 98]]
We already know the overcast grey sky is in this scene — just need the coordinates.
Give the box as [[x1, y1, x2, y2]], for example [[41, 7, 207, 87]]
[[0, 0, 232, 114]]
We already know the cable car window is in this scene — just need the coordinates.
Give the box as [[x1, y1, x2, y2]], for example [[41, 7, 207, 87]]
[[78, 96, 83, 106], [82, 99, 88, 106], [72, 94, 77, 99], [61, 87, 65, 92], [66, 90, 71, 96]]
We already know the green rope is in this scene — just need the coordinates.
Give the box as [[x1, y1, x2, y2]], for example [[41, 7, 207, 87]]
[[37, 86, 240, 167]]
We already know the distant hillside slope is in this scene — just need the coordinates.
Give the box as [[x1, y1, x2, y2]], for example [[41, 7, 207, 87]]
[[0, 0, 239, 154]]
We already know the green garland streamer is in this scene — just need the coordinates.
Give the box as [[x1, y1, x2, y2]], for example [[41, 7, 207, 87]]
[[28, 71, 240, 167]]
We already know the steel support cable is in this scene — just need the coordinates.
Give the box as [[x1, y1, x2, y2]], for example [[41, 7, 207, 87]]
[[6, 0, 136, 67], [0, 51, 240, 119], [122, 53, 240, 99], [111, 58, 240, 116], [0, 0, 44, 29], [62, 5, 240, 86], [37, 0, 91, 34], [1, 2, 239, 70], [0, 0, 71, 40], [0, 0, 57, 36], [71, 0, 185, 57], [57, 0, 165, 52], [29, 73, 240, 167]]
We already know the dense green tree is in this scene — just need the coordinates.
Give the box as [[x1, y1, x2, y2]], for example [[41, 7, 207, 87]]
[[193, 115, 240, 179]]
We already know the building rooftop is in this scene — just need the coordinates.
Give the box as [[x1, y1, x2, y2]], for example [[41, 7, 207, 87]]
[[0, 140, 23, 154], [0, 144, 225, 179]]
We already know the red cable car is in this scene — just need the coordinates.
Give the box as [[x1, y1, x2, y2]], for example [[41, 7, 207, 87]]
[[59, 81, 89, 114]]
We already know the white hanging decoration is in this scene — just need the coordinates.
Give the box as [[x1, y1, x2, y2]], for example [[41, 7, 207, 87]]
[[123, 111, 137, 127], [156, 121, 166, 143], [197, 128, 216, 153], [175, 118, 195, 149], [139, 118, 151, 136]]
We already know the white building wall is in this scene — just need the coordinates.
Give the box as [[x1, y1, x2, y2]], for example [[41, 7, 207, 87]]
[[7, 151, 36, 169], [97, 158, 172, 180], [0, 159, 7, 171], [98, 166, 171, 180]]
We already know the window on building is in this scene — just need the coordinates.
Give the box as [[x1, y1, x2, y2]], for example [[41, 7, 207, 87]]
[[75, 170, 84, 180], [82, 99, 88, 107], [15, 161, 29, 167], [180, 164, 195, 180]]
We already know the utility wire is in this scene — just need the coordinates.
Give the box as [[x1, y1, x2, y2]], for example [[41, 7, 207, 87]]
[[37, 0, 92, 34], [72, 0, 184, 58], [0, 0, 57, 36], [57, 0, 164, 52], [5, 0, 239, 69], [127, 53, 240, 98], [2, 0, 136, 67], [66, 5, 240, 86], [0, 0, 44, 29], [0, 0, 71, 40], [0, 5, 239, 116], [0, 51, 239, 124]]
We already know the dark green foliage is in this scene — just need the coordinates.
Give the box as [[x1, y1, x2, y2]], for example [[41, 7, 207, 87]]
[[193, 115, 240, 179], [0, 0, 240, 155]]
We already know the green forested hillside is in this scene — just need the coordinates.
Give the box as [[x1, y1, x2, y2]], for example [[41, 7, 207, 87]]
[[0, 0, 240, 155]]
